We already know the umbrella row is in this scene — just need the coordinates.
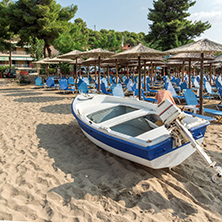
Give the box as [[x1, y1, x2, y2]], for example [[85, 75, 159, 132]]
[[35, 39, 222, 115]]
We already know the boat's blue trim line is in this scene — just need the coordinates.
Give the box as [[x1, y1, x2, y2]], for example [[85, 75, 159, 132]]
[[71, 99, 209, 161]]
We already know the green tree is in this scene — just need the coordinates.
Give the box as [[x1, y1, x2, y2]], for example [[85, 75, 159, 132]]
[[0, 0, 14, 51], [9, 0, 77, 57], [53, 18, 89, 54], [146, 0, 211, 51], [28, 37, 45, 61]]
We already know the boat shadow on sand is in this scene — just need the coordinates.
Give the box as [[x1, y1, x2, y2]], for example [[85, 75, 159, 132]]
[[36, 121, 222, 220]]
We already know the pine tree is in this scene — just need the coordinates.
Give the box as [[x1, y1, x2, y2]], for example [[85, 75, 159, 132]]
[[146, 0, 211, 51], [9, 0, 77, 57]]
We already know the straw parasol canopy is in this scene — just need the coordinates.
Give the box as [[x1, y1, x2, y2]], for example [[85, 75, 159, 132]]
[[112, 42, 165, 99], [46, 57, 74, 77], [46, 57, 73, 63], [77, 48, 114, 91], [57, 50, 82, 59], [168, 53, 215, 87], [69, 58, 84, 65], [211, 54, 222, 74], [33, 58, 59, 77], [57, 50, 83, 81], [165, 38, 222, 114], [33, 57, 59, 64], [81, 57, 101, 66]]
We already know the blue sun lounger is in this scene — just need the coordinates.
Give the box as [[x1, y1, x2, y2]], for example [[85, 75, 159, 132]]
[[183, 89, 220, 122]]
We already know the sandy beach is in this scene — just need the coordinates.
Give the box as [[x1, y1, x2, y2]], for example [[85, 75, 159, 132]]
[[0, 83, 222, 222]]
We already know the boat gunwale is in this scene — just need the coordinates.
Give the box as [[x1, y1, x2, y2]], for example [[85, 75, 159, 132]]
[[71, 97, 209, 149]]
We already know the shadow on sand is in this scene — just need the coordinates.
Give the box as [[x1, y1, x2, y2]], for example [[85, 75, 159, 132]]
[[35, 121, 222, 219], [14, 96, 65, 103], [40, 104, 72, 115]]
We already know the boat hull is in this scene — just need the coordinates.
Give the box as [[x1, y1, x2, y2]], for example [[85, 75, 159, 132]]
[[72, 95, 209, 169], [74, 112, 207, 169]]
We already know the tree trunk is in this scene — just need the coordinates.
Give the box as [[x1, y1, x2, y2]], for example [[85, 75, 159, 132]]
[[44, 44, 52, 58]]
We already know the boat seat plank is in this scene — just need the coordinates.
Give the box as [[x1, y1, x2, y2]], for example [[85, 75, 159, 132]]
[[82, 103, 118, 116], [100, 109, 151, 128]]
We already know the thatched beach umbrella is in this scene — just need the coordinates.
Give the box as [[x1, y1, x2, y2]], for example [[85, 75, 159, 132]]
[[47, 57, 74, 77], [165, 38, 222, 115], [69, 58, 84, 77], [169, 53, 214, 88], [130, 57, 164, 90], [33, 57, 59, 77], [77, 48, 114, 91], [57, 50, 82, 81], [81, 58, 102, 79], [102, 58, 129, 83], [112, 43, 165, 100], [212, 54, 222, 75]]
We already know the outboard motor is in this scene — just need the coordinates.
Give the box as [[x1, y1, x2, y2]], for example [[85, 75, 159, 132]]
[[156, 99, 222, 183]]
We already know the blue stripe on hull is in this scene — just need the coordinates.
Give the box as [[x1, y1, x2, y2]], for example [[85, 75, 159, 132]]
[[71, 101, 209, 161]]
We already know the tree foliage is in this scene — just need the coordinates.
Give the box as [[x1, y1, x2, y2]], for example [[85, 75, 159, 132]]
[[0, 0, 14, 51], [53, 18, 89, 54], [9, 0, 77, 57], [146, 0, 211, 51], [28, 36, 45, 61]]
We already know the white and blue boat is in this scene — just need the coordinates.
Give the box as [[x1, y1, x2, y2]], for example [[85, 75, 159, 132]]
[[71, 94, 211, 170]]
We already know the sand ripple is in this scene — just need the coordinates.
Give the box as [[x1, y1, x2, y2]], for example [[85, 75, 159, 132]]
[[0, 86, 221, 221]]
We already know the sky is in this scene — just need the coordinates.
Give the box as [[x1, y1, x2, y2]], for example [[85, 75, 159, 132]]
[[56, 0, 222, 44]]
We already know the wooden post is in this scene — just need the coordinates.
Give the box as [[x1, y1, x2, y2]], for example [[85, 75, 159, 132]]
[[126, 64, 129, 79], [94, 62, 97, 82], [138, 56, 141, 100], [188, 58, 191, 89], [151, 61, 153, 85], [78, 65, 81, 78], [182, 61, 185, 81], [76, 57, 78, 85], [87, 66, 89, 79], [107, 65, 110, 84], [46, 64, 49, 78], [98, 55, 101, 91], [200, 53, 204, 115], [115, 59, 118, 84], [144, 60, 147, 92], [210, 63, 212, 85]]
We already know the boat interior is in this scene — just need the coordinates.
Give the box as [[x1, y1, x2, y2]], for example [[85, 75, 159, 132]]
[[87, 105, 163, 137]]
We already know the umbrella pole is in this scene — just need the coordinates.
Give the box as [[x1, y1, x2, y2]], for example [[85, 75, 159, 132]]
[[200, 53, 204, 115], [147, 66, 150, 80], [46, 64, 49, 78], [87, 66, 89, 79], [94, 62, 97, 82], [37, 64, 40, 77], [182, 61, 185, 81], [188, 58, 191, 89], [210, 63, 212, 85], [98, 55, 101, 92], [151, 61, 153, 85], [127, 64, 129, 79], [59, 62, 62, 78], [107, 65, 110, 84], [144, 60, 147, 92], [132, 67, 135, 83], [138, 56, 141, 100], [73, 65, 75, 78], [76, 58, 78, 86], [115, 59, 118, 84]]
